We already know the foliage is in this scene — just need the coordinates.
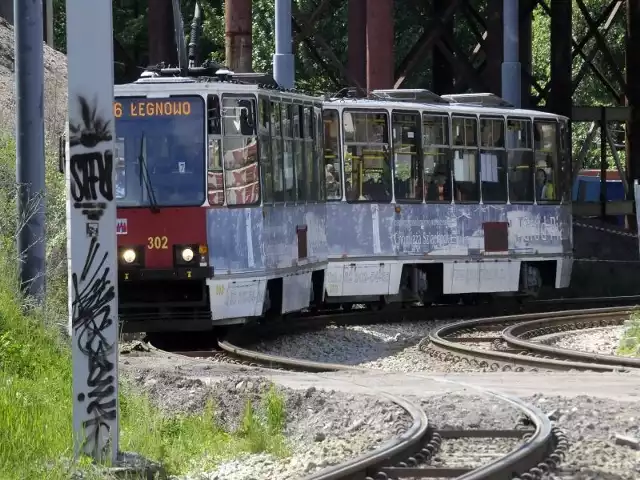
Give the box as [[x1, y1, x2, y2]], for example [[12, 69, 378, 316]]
[[52, 0, 630, 159], [531, 0, 627, 171], [617, 312, 640, 357], [0, 138, 289, 479]]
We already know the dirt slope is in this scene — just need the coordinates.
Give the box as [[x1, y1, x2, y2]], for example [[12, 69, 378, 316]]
[[0, 17, 67, 146]]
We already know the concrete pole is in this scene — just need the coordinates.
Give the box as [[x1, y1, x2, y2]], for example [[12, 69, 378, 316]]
[[273, 0, 294, 88], [14, 0, 46, 302], [66, 0, 119, 463], [501, 0, 521, 107]]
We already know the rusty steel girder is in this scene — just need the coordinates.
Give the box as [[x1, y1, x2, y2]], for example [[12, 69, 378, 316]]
[[225, 0, 253, 72]]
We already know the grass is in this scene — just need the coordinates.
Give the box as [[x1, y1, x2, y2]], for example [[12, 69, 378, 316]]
[[0, 136, 290, 479], [616, 312, 640, 357]]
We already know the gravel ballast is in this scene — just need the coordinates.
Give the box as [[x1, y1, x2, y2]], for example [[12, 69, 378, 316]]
[[253, 321, 475, 373], [122, 347, 640, 479], [547, 326, 626, 356], [527, 394, 640, 480], [126, 368, 412, 480], [253, 321, 638, 373]]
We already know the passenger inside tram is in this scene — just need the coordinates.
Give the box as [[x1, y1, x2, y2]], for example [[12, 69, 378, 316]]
[[451, 116, 480, 202], [506, 118, 534, 202], [323, 110, 342, 200], [392, 112, 422, 202], [343, 111, 391, 202], [534, 122, 558, 202], [479, 117, 506, 202], [423, 114, 451, 202], [326, 163, 340, 198]]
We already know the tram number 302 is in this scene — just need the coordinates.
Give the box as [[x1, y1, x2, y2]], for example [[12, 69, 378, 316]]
[[147, 236, 168, 249]]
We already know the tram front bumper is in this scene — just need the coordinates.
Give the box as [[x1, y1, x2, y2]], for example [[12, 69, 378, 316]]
[[119, 266, 213, 282]]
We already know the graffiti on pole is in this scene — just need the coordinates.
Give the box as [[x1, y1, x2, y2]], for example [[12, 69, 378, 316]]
[[66, 0, 119, 463]]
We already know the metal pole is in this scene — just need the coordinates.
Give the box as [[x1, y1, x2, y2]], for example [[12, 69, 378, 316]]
[[0, 0, 13, 26], [273, 0, 294, 89], [44, 0, 54, 47], [15, 0, 46, 303], [66, 0, 119, 463], [501, 0, 521, 107]]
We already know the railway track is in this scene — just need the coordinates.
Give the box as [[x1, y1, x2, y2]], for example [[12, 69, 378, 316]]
[[305, 390, 568, 480], [425, 306, 640, 372], [150, 296, 638, 479], [170, 298, 640, 373]]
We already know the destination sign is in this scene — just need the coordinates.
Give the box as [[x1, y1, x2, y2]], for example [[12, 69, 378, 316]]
[[113, 99, 195, 118]]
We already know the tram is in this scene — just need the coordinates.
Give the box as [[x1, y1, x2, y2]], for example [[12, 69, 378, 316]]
[[320, 89, 573, 306], [109, 69, 327, 331]]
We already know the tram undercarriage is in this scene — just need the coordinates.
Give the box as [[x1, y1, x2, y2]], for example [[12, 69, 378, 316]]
[[322, 257, 572, 307]]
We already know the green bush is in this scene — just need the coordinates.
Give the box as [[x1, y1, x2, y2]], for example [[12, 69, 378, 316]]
[[617, 312, 640, 357]]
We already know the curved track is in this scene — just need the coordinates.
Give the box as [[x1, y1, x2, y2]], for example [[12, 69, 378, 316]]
[[306, 390, 567, 480], [207, 301, 640, 374], [426, 306, 639, 372]]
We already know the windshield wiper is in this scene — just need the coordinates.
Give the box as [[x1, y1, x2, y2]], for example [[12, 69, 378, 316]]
[[138, 132, 160, 213]]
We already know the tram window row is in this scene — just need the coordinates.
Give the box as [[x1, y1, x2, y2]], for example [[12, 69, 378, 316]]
[[206, 93, 326, 207], [322, 109, 571, 205]]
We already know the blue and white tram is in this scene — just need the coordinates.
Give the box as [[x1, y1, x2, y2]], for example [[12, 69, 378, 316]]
[[320, 90, 573, 305], [204, 82, 328, 323]]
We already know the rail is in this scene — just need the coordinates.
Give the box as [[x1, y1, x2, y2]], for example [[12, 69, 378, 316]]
[[306, 389, 561, 480], [427, 306, 639, 372]]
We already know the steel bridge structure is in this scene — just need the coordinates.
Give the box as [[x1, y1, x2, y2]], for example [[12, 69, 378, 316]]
[[198, 0, 639, 226]]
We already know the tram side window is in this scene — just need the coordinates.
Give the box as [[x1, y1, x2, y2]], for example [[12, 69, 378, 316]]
[[479, 117, 506, 203], [115, 137, 126, 199], [452, 116, 479, 202], [506, 118, 533, 202], [258, 97, 273, 203], [221, 95, 259, 205], [534, 121, 559, 202], [293, 105, 305, 201], [207, 94, 224, 206], [314, 106, 325, 201], [423, 114, 451, 202], [303, 106, 317, 201], [559, 119, 570, 202], [282, 104, 295, 202], [323, 109, 342, 200], [271, 101, 285, 202], [393, 111, 422, 202], [343, 111, 391, 202]]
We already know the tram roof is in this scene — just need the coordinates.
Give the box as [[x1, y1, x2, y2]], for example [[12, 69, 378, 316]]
[[114, 75, 323, 103], [323, 97, 567, 121]]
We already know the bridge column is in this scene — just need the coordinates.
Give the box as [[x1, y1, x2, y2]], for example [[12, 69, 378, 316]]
[[484, 0, 503, 97], [148, 0, 177, 65], [626, 0, 640, 229], [225, 0, 253, 72], [348, 0, 366, 90], [431, 0, 454, 94], [519, 0, 533, 108], [366, 0, 394, 91], [549, 0, 572, 120]]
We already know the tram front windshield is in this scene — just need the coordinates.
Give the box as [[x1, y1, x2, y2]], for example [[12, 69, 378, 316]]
[[114, 95, 206, 207]]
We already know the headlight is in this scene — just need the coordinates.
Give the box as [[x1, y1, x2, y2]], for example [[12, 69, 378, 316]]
[[122, 248, 136, 264], [181, 247, 194, 262]]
